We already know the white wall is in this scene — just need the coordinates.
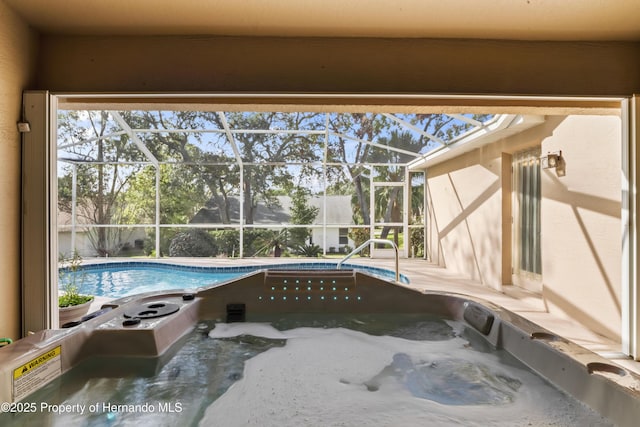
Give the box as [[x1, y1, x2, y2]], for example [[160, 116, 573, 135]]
[[540, 115, 622, 340], [427, 158, 504, 289], [311, 229, 353, 253], [425, 115, 622, 341], [58, 228, 148, 258]]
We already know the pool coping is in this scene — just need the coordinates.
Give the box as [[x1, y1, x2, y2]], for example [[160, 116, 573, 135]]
[[62, 259, 411, 288]]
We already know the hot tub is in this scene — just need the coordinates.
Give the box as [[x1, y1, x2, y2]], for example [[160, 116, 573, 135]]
[[1, 269, 639, 426]]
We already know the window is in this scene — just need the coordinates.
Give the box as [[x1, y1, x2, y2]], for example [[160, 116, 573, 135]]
[[512, 149, 542, 278], [339, 228, 349, 245]]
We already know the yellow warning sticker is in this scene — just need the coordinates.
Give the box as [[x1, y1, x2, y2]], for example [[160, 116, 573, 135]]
[[12, 346, 62, 401], [13, 346, 61, 380]]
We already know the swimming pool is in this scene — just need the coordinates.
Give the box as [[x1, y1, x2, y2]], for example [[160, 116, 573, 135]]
[[61, 261, 409, 298]]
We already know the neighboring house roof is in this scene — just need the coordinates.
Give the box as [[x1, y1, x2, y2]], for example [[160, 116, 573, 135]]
[[311, 195, 353, 225], [57, 205, 96, 231], [58, 195, 354, 228], [190, 195, 354, 225]]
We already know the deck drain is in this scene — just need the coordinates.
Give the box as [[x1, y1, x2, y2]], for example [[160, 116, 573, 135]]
[[123, 301, 180, 319]]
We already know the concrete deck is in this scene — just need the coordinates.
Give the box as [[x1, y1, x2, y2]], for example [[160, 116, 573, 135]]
[[85, 256, 640, 375]]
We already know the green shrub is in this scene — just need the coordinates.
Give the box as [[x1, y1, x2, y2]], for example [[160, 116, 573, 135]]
[[294, 244, 322, 257], [410, 227, 424, 258], [348, 228, 370, 256], [59, 292, 93, 308], [58, 251, 93, 307], [210, 229, 241, 257], [169, 229, 218, 257]]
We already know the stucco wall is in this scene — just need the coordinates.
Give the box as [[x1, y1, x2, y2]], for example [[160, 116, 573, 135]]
[[424, 123, 547, 289], [36, 36, 640, 95], [0, 1, 38, 340], [541, 115, 622, 340], [426, 146, 505, 290], [426, 115, 622, 340]]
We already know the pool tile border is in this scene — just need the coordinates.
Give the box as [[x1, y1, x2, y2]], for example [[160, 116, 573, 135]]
[[61, 261, 410, 284]]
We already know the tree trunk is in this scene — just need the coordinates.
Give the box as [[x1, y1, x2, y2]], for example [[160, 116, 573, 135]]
[[380, 187, 401, 245], [244, 180, 254, 224], [354, 175, 370, 225]]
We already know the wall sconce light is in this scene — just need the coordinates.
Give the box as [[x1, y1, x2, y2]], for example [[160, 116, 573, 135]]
[[541, 151, 562, 169]]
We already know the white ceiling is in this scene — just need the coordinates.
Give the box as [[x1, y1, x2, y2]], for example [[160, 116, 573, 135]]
[[6, 0, 640, 41]]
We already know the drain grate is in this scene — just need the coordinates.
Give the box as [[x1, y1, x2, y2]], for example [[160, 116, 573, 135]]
[[226, 303, 246, 323]]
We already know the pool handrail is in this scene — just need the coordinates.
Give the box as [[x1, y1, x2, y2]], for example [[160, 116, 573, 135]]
[[337, 238, 399, 282]]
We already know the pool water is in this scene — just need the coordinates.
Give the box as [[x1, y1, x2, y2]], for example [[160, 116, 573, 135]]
[[60, 262, 407, 298], [1, 314, 613, 426], [62, 265, 241, 298]]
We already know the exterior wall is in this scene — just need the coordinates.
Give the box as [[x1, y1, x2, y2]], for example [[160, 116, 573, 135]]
[[540, 115, 622, 340], [36, 36, 640, 95], [311, 229, 353, 254], [426, 147, 506, 290], [57, 232, 91, 258], [58, 229, 148, 258], [0, 1, 38, 340], [426, 115, 622, 341]]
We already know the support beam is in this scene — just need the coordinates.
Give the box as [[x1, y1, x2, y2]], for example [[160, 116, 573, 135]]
[[110, 111, 159, 166], [383, 113, 446, 146], [623, 96, 640, 359], [217, 112, 245, 256], [22, 91, 55, 333]]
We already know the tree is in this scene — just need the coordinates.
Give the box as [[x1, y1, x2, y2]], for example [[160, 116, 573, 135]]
[[369, 130, 421, 244], [120, 111, 238, 224], [58, 111, 142, 256], [327, 113, 384, 225], [251, 229, 289, 257], [224, 112, 323, 224], [58, 109, 492, 258], [328, 113, 490, 233], [169, 229, 218, 257], [287, 188, 319, 247]]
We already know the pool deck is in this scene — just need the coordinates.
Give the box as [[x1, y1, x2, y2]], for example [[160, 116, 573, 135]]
[[85, 256, 640, 375]]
